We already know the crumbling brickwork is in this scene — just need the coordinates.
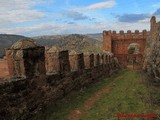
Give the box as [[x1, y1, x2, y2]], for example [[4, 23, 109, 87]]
[[94, 54, 100, 66], [69, 51, 84, 71], [103, 30, 147, 67], [6, 39, 46, 78], [45, 47, 71, 76], [1, 39, 120, 120], [143, 16, 160, 82], [84, 53, 94, 69], [45, 46, 60, 73]]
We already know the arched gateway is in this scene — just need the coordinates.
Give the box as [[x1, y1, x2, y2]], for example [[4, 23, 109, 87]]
[[102, 29, 147, 70]]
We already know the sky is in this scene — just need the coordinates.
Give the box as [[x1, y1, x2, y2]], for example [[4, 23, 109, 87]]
[[0, 0, 160, 37]]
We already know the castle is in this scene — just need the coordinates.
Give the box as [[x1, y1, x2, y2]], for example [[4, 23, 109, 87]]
[[0, 15, 157, 120], [102, 16, 157, 70], [0, 38, 120, 120]]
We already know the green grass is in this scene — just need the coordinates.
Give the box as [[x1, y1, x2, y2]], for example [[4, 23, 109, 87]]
[[33, 70, 127, 120], [34, 70, 160, 120], [80, 70, 160, 120]]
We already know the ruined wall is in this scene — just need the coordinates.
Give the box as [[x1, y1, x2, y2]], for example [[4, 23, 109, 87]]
[[143, 16, 160, 82], [102, 30, 146, 67], [103, 31, 112, 52], [103, 30, 147, 55], [0, 39, 120, 120]]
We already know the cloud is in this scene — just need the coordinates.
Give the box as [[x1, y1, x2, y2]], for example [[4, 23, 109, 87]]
[[89, 18, 96, 21], [0, 0, 46, 25], [71, 0, 116, 11], [0, 19, 150, 37], [84, 0, 116, 10], [152, 3, 160, 8], [0, 23, 63, 36], [67, 22, 76, 24], [117, 7, 160, 23], [0, 22, 107, 36], [62, 11, 89, 20], [117, 14, 150, 23], [0, 1, 36, 10], [153, 8, 160, 15], [0, 10, 45, 24]]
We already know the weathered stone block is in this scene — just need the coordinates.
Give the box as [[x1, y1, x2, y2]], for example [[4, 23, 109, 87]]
[[103, 30, 112, 52], [46, 49, 71, 76], [94, 54, 100, 66], [6, 39, 46, 79], [45, 47, 60, 73], [59, 50, 71, 76], [84, 53, 94, 69], [69, 51, 84, 71]]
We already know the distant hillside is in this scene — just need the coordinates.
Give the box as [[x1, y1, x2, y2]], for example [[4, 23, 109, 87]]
[[86, 33, 102, 41], [0, 33, 102, 57], [33, 34, 102, 53], [0, 34, 27, 57]]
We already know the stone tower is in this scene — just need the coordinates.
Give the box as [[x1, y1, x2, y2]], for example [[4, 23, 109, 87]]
[[102, 30, 112, 52], [150, 16, 156, 32]]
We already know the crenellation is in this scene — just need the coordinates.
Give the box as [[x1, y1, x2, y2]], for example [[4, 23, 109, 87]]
[[103, 30, 111, 36], [1, 35, 122, 120], [103, 30, 147, 62], [104, 54, 108, 64], [102, 28, 147, 68], [133, 30, 140, 38], [44, 49, 71, 76], [6, 39, 46, 79], [84, 53, 94, 69], [142, 29, 147, 38], [45, 46, 60, 74], [94, 53, 100, 66], [59, 50, 71, 76], [112, 31, 117, 39], [112, 30, 116, 35], [127, 30, 131, 34], [120, 30, 124, 35], [69, 51, 84, 71], [106, 54, 109, 64], [103, 30, 112, 52], [117, 30, 125, 39], [126, 30, 132, 39], [135, 30, 139, 34], [100, 54, 103, 64], [103, 30, 107, 35], [104, 30, 147, 41], [150, 16, 156, 32]]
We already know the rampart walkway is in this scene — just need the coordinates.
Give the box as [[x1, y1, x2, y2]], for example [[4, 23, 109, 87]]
[[34, 70, 160, 120]]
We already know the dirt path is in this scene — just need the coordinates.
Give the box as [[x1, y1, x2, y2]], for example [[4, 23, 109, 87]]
[[67, 74, 124, 120]]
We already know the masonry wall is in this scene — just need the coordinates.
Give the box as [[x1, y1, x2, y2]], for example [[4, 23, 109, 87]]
[[103, 30, 147, 67], [103, 30, 147, 55], [0, 48, 120, 120], [143, 16, 160, 82]]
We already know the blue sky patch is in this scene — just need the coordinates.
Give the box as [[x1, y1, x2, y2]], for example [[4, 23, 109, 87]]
[[0, 0, 160, 36]]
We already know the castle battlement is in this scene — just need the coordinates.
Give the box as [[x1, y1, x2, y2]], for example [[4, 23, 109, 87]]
[[5, 39, 119, 79], [103, 29, 147, 40], [1, 38, 121, 120], [102, 29, 147, 65]]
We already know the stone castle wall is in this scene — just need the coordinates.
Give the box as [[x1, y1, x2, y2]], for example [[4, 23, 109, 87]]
[[103, 30, 147, 54], [102, 30, 147, 67], [0, 40, 120, 120], [143, 16, 160, 82]]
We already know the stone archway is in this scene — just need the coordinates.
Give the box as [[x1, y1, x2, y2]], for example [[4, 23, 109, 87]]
[[127, 43, 143, 70], [102, 30, 146, 70], [128, 43, 141, 54]]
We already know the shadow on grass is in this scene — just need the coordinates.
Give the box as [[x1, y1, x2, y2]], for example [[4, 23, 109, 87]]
[[33, 69, 128, 120]]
